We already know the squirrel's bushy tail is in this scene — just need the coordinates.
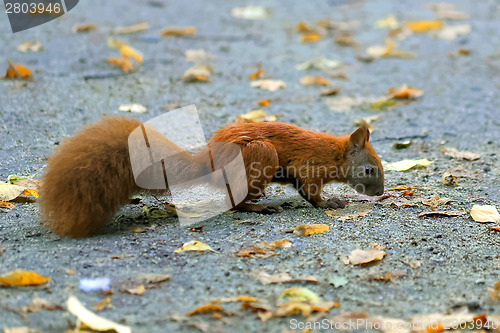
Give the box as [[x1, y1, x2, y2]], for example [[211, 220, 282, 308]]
[[40, 117, 142, 237]]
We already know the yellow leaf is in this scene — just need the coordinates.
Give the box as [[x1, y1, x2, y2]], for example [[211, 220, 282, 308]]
[[300, 75, 329, 86], [295, 20, 313, 33], [260, 240, 293, 249], [0, 201, 15, 208], [0, 269, 50, 286], [107, 57, 133, 72], [382, 159, 433, 172], [174, 240, 217, 253], [293, 224, 329, 236], [405, 20, 443, 32], [375, 15, 399, 29], [94, 297, 112, 311], [348, 249, 386, 265], [119, 44, 143, 62], [21, 189, 39, 198], [160, 26, 196, 37], [67, 296, 131, 333], [235, 110, 277, 124], [257, 99, 270, 107], [187, 303, 227, 316], [388, 84, 424, 99], [470, 205, 500, 223], [301, 33, 323, 43], [280, 287, 320, 303]]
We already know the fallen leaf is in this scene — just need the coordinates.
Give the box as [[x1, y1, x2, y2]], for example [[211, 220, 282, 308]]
[[66, 269, 76, 275], [235, 110, 277, 123], [118, 103, 147, 113], [248, 68, 264, 80], [301, 33, 323, 42], [216, 295, 260, 303], [419, 197, 451, 209], [449, 48, 471, 57], [383, 159, 433, 172], [94, 297, 112, 311], [366, 39, 415, 59], [174, 240, 217, 253], [300, 75, 329, 86], [375, 15, 400, 29], [257, 99, 270, 107], [0, 201, 15, 208], [259, 240, 293, 249], [355, 115, 381, 126], [295, 20, 314, 33], [320, 88, 339, 96], [235, 245, 275, 259], [293, 224, 329, 236], [348, 249, 385, 265], [135, 273, 170, 284], [402, 190, 414, 197], [418, 211, 465, 218], [329, 276, 348, 288], [231, 6, 270, 20], [16, 41, 43, 52], [370, 98, 397, 110], [388, 84, 423, 99], [112, 22, 150, 34], [72, 23, 97, 33], [0, 269, 50, 286], [325, 203, 372, 222], [470, 205, 500, 223], [5, 60, 32, 79], [296, 57, 342, 71], [386, 186, 424, 191], [442, 147, 480, 161], [250, 79, 286, 91], [431, 3, 469, 20], [185, 49, 213, 63], [181, 64, 214, 82], [108, 57, 133, 72], [160, 26, 196, 37], [393, 140, 412, 149], [124, 284, 145, 295], [107, 39, 143, 72], [255, 271, 318, 284], [280, 287, 320, 303], [405, 20, 443, 32], [187, 303, 228, 316], [401, 257, 421, 269], [21, 297, 63, 313], [435, 24, 471, 39], [334, 35, 357, 46], [362, 269, 406, 282], [67, 296, 131, 333]]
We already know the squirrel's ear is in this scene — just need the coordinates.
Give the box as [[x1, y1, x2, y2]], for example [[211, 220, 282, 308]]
[[349, 125, 369, 149]]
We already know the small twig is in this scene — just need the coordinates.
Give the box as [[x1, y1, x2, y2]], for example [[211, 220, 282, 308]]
[[372, 134, 428, 142]]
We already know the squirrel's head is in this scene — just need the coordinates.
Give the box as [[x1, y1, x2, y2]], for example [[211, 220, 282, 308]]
[[345, 123, 384, 196]]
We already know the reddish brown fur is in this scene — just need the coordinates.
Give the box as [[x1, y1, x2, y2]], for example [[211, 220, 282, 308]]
[[40, 118, 383, 237]]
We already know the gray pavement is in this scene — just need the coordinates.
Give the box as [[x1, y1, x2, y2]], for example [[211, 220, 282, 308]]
[[1, 0, 499, 332]]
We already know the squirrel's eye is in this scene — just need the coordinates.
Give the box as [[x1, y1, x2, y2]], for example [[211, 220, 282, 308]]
[[365, 166, 374, 175]]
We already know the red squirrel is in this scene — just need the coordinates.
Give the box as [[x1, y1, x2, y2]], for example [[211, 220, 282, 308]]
[[39, 117, 384, 237]]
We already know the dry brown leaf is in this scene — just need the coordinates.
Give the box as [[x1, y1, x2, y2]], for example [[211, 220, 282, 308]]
[[135, 273, 170, 284], [366, 39, 415, 59], [419, 197, 452, 209], [470, 205, 500, 223], [0, 269, 50, 286], [348, 249, 385, 265], [301, 33, 323, 43], [388, 84, 424, 99], [326, 203, 372, 222], [235, 245, 275, 259], [442, 147, 480, 161], [107, 57, 133, 72], [5, 60, 32, 79], [259, 240, 293, 249], [112, 22, 150, 34], [16, 41, 43, 52], [418, 211, 465, 218], [335, 35, 358, 46], [160, 26, 196, 37], [187, 303, 228, 316], [248, 68, 264, 80], [72, 23, 97, 33], [124, 284, 145, 295], [181, 64, 214, 82], [293, 224, 329, 236], [320, 88, 339, 96], [386, 186, 424, 191], [300, 75, 329, 86], [401, 257, 421, 269], [442, 172, 458, 186], [405, 20, 443, 32], [94, 297, 112, 311]]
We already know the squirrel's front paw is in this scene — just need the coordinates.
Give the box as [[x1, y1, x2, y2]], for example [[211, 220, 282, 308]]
[[317, 197, 346, 209]]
